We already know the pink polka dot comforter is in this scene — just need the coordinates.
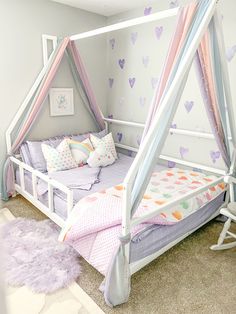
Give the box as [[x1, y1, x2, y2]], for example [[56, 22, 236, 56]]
[[60, 168, 225, 275]]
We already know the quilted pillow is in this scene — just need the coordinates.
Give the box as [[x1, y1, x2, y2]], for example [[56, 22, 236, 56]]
[[68, 138, 94, 165], [90, 133, 117, 159], [41, 139, 77, 173], [87, 143, 115, 168]]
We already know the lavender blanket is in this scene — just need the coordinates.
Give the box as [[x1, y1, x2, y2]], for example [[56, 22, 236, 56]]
[[37, 166, 101, 201]]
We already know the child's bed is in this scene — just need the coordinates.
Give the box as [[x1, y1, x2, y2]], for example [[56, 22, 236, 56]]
[[13, 139, 226, 276], [16, 146, 225, 275], [9, 129, 228, 307], [4, 1, 235, 307]]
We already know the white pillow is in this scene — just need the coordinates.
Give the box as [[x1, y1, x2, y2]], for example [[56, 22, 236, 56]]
[[90, 132, 117, 159], [68, 138, 94, 165], [41, 139, 77, 173], [87, 143, 115, 168]]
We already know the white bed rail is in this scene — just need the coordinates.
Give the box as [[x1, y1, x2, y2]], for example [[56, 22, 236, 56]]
[[104, 117, 232, 141], [131, 176, 224, 227], [10, 156, 73, 227], [103, 117, 228, 176]]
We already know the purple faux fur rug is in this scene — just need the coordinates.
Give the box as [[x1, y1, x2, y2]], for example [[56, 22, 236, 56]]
[[1, 218, 81, 293]]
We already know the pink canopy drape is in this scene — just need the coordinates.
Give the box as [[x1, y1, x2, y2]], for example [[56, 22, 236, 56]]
[[195, 30, 230, 167], [142, 1, 198, 140], [2, 37, 105, 200]]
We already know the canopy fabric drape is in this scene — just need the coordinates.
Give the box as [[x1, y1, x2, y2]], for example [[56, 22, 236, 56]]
[[67, 41, 105, 130], [195, 20, 230, 168], [103, 0, 231, 307], [1, 37, 105, 201], [142, 1, 198, 140]]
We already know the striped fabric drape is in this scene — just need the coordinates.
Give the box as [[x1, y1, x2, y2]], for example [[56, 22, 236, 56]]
[[142, 1, 198, 140], [195, 20, 230, 168], [1, 38, 105, 200], [67, 41, 105, 130], [104, 0, 231, 307]]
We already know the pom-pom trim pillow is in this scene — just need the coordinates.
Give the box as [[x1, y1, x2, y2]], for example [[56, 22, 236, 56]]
[[90, 133, 117, 159], [87, 143, 115, 168], [41, 139, 77, 173]]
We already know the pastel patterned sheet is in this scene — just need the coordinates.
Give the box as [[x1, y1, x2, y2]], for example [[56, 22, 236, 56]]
[[61, 168, 225, 275]]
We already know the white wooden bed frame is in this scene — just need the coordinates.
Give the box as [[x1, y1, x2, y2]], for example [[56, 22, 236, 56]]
[[6, 0, 236, 275]]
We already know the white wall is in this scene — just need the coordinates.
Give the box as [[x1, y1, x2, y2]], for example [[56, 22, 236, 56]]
[[106, 0, 236, 170], [0, 0, 107, 190]]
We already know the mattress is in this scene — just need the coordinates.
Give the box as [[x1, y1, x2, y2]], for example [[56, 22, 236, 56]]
[[130, 192, 224, 263], [15, 153, 166, 218], [69, 192, 224, 274]]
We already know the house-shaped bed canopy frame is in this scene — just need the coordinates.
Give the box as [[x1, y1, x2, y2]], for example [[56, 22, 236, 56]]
[[3, 0, 236, 307]]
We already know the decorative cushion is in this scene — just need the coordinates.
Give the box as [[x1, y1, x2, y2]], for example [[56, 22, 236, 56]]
[[19, 142, 33, 167], [26, 140, 49, 172], [90, 133, 117, 159], [68, 138, 94, 165], [20, 130, 107, 172], [41, 139, 77, 173], [24, 136, 68, 172], [87, 143, 115, 168]]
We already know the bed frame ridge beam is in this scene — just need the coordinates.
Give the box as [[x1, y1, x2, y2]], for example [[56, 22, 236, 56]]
[[70, 8, 179, 41]]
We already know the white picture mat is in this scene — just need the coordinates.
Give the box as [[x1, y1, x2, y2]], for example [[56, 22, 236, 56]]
[[49, 88, 74, 116]]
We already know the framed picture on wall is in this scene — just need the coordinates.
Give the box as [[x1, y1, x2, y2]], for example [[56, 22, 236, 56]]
[[49, 88, 74, 116]]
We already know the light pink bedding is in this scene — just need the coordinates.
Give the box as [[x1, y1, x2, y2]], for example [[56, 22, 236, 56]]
[[61, 168, 225, 275]]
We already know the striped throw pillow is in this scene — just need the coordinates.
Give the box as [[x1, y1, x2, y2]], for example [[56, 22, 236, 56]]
[[68, 138, 94, 165]]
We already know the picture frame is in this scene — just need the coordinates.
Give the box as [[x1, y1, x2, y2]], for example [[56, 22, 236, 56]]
[[49, 88, 74, 116]]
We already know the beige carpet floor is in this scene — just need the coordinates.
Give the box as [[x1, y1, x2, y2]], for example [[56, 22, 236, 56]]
[[1, 195, 236, 314]]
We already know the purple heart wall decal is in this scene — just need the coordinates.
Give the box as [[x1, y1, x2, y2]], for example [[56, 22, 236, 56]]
[[119, 97, 125, 105], [131, 32, 138, 45], [151, 77, 159, 89], [137, 135, 141, 146], [117, 132, 123, 142], [226, 45, 236, 62], [170, 123, 177, 135], [144, 7, 152, 15], [168, 161, 176, 168], [128, 150, 134, 157], [142, 56, 150, 68], [129, 77, 136, 88], [109, 38, 115, 49], [118, 58, 125, 69], [169, 0, 179, 8], [184, 100, 194, 113], [210, 151, 221, 163], [180, 146, 189, 159], [155, 26, 163, 40], [139, 96, 146, 107], [108, 78, 114, 88]]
